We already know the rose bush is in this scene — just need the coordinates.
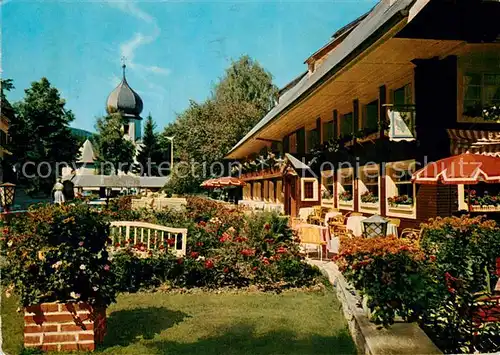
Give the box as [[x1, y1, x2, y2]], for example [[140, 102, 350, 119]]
[[1, 202, 116, 308], [106, 196, 321, 292], [336, 215, 500, 353]]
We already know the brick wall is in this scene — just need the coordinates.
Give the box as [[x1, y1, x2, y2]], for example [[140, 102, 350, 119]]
[[24, 302, 106, 352]]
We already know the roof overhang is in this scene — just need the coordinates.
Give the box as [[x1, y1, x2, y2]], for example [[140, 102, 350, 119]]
[[225, 0, 415, 160]]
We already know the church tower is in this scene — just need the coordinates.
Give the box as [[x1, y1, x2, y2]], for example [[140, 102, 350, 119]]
[[105, 64, 143, 143]]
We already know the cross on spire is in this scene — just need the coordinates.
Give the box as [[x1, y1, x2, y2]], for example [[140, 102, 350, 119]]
[[120, 56, 127, 79]]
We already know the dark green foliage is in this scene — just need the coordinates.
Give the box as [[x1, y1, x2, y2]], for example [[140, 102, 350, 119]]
[[134, 114, 163, 176], [2, 202, 117, 308], [163, 55, 279, 194], [7, 78, 79, 195], [95, 113, 136, 174]]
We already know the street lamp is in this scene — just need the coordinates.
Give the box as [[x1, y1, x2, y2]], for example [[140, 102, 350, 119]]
[[0, 183, 16, 212], [166, 136, 174, 173], [361, 214, 388, 238]]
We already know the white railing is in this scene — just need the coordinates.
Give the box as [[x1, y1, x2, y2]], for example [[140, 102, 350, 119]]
[[110, 221, 187, 256]]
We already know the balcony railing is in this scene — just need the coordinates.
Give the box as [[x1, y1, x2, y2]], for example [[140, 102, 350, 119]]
[[385, 104, 416, 142]]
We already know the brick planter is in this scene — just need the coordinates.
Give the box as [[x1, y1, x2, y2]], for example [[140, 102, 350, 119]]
[[24, 302, 106, 352]]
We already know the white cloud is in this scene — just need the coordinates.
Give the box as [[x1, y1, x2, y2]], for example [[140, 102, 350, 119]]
[[107, 1, 170, 77]]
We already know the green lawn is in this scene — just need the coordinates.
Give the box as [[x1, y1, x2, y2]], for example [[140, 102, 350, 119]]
[[2, 289, 355, 355]]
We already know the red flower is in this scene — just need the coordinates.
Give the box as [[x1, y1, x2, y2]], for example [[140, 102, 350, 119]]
[[235, 236, 248, 243], [264, 223, 271, 231], [114, 242, 120, 248], [103, 264, 110, 271], [190, 251, 199, 259], [252, 266, 258, 271], [262, 257, 270, 265], [78, 241, 84, 247], [276, 247, 287, 254], [196, 241, 204, 247], [240, 248, 255, 257], [167, 238, 176, 247], [265, 239, 274, 244], [139, 245, 145, 252], [159, 245, 165, 250], [223, 267, 229, 273], [219, 233, 231, 243], [204, 259, 214, 269], [429, 255, 436, 262], [199, 221, 207, 227], [177, 258, 184, 265]]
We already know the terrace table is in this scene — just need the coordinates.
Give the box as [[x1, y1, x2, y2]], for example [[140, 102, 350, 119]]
[[298, 207, 315, 222], [346, 215, 366, 237]]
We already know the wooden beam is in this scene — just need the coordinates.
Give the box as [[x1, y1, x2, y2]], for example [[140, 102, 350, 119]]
[[256, 137, 282, 143], [378, 85, 387, 139]]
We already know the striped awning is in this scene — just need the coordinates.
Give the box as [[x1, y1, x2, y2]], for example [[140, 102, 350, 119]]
[[448, 129, 500, 157]]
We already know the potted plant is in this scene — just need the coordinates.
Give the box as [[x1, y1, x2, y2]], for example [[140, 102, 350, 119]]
[[388, 194, 413, 208], [339, 191, 353, 204], [360, 190, 378, 204], [3, 202, 117, 352]]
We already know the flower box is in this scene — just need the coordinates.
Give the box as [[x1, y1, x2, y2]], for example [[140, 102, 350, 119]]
[[339, 200, 353, 207], [388, 204, 414, 211], [24, 302, 106, 352], [469, 205, 500, 212], [360, 202, 379, 209]]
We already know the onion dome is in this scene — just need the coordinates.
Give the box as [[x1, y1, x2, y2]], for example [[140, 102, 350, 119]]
[[106, 64, 143, 117]]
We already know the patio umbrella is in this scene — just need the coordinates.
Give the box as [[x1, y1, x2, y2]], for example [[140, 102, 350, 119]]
[[217, 177, 246, 187], [412, 152, 500, 185], [200, 178, 221, 189]]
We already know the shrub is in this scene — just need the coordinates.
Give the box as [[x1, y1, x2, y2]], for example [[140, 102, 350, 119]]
[[2, 202, 116, 308], [336, 215, 500, 353], [336, 236, 434, 326], [419, 215, 500, 353]]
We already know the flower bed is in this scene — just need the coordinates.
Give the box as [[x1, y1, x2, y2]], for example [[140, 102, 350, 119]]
[[105, 196, 322, 292], [335, 215, 500, 354]]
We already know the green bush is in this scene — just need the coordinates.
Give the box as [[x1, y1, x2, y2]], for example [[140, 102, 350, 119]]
[[2, 202, 116, 308], [336, 215, 500, 353]]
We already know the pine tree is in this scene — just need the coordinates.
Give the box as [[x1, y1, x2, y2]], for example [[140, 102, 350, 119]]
[[135, 114, 162, 176]]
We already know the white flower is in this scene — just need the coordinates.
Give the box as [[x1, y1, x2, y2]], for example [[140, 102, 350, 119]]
[[70, 291, 80, 299], [196, 256, 206, 261], [79, 264, 86, 270], [92, 286, 99, 292], [7, 240, 13, 247], [51, 261, 63, 269]]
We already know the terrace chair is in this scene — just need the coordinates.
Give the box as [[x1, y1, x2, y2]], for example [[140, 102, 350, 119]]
[[400, 228, 422, 244], [328, 215, 347, 236], [298, 225, 327, 260], [308, 206, 323, 225], [290, 217, 306, 229]]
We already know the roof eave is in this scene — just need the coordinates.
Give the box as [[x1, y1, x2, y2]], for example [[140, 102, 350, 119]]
[[225, 4, 412, 160]]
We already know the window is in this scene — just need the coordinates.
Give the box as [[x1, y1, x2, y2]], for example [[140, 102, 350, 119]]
[[321, 170, 334, 200], [289, 133, 298, 154], [307, 128, 319, 152], [363, 100, 379, 133], [463, 73, 500, 117], [340, 112, 353, 137], [359, 164, 379, 210], [322, 121, 335, 142], [123, 124, 130, 135], [304, 181, 314, 199], [337, 168, 354, 208], [393, 84, 412, 105], [386, 160, 416, 217], [301, 178, 318, 201]]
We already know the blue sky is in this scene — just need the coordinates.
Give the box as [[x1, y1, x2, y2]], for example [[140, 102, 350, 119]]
[[2, 0, 377, 133]]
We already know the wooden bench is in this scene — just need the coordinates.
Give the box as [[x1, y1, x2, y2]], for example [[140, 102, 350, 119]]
[[110, 221, 187, 257]]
